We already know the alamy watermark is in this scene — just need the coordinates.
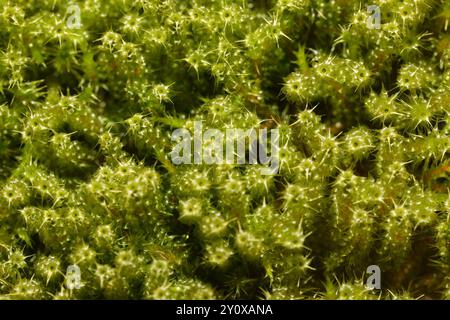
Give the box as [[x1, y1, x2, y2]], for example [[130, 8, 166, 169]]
[[170, 121, 279, 175], [367, 5, 381, 30], [66, 2, 81, 29], [366, 264, 381, 290], [66, 264, 81, 290]]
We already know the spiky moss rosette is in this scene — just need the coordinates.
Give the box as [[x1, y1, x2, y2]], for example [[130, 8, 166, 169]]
[[0, 0, 449, 300]]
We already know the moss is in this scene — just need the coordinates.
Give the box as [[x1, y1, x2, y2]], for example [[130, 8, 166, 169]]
[[0, 0, 449, 300]]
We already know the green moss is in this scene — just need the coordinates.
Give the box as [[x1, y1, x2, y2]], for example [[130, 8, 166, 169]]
[[0, 0, 449, 300]]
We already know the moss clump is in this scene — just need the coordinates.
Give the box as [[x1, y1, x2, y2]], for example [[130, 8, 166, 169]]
[[0, 0, 449, 299]]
